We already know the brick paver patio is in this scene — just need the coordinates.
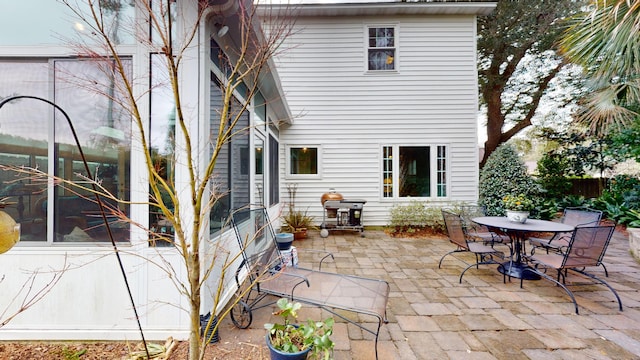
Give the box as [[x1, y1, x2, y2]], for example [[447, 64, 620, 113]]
[[214, 229, 640, 359]]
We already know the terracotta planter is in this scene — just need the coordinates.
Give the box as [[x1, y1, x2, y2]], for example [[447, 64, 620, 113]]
[[293, 228, 307, 240]]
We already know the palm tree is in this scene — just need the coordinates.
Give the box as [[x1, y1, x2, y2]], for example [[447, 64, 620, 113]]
[[559, 0, 640, 134]]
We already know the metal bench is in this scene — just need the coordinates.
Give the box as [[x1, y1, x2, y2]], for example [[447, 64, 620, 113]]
[[229, 207, 390, 359]]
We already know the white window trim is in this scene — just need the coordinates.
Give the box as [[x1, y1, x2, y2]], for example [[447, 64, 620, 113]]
[[285, 144, 322, 180], [380, 144, 449, 199], [364, 24, 399, 74]]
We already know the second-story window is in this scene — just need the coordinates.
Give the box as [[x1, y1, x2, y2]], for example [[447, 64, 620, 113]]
[[367, 26, 396, 71]]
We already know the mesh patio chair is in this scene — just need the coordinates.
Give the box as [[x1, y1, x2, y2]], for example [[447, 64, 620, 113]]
[[460, 205, 511, 248], [522, 225, 622, 314], [529, 208, 602, 250], [439, 210, 505, 283]]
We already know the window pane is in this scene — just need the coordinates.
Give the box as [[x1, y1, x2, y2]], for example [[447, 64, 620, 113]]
[[269, 134, 279, 206], [382, 146, 393, 198], [368, 27, 394, 48], [255, 136, 264, 205], [368, 49, 395, 71], [399, 146, 430, 197], [149, 54, 176, 246], [231, 105, 250, 209], [375, 28, 394, 47], [151, 0, 177, 45], [437, 145, 447, 197], [209, 76, 250, 234], [0, 154, 48, 241], [209, 79, 229, 233], [0, 61, 50, 241], [0, 1, 135, 46], [53, 59, 131, 242], [290, 147, 317, 175]]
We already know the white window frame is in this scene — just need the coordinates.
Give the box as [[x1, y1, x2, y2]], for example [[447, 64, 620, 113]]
[[365, 24, 399, 73], [285, 144, 322, 179], [380, 144, 448, 199]]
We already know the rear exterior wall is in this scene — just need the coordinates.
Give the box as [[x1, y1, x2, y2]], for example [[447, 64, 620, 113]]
[[275, 14, 480, 226]]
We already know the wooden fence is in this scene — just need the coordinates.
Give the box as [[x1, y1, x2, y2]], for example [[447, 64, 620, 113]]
[[567, 178, 608, 198]]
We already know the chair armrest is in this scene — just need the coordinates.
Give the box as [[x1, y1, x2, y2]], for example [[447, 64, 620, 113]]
[[299, 249, 335, 271]]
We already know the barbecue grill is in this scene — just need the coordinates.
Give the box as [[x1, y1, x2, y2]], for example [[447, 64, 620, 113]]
[[320, 195, 366, 238]]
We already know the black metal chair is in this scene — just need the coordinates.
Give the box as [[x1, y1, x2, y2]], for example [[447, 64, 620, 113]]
[[460, 205, 511, 249], [522, 225, 622, 314], [529, 207, 607, 275], [439, 210, 505, 283]]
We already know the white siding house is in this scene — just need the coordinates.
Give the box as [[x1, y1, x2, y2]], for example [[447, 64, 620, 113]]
[[0, 0, 494, 342], [272, 2, 494, 225]]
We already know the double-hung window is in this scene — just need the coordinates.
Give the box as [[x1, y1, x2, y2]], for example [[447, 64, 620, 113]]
[[367, 26, 397, 71], [382, 145, 447, 198]]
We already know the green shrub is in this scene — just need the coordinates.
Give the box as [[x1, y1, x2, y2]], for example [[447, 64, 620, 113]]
[[609, 174, 640, 195], [556, 195, 589, 209], [534, 198, 559, 220], [536, 152, 572, 199], [388, 201, 444, 234], [479, 143, 543, 216], [592, 175, 640, 226]]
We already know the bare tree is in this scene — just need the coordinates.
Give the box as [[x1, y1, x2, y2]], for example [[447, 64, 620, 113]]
[[0, 1, 295, 359], [0, 258, 68, 328]]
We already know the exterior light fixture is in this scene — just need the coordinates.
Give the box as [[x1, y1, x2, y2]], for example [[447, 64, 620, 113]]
[[216, 24, 229, 37]]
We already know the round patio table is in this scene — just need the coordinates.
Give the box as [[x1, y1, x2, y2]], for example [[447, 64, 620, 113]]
[[472, 216, 574, 280]]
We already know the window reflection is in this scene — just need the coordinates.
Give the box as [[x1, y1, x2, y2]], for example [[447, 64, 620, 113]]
[[399, 146, 430, 197], [149, 54, 176, 246], [255, 136, 264, 205], [0, 1, 135, 46], [0, 58, 132, 243], [209, 77, 250, 234]]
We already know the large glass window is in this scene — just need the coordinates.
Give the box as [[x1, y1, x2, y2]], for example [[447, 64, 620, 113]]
[[149, 54, 176, 246], [0, 1, 135, 46], [382, 145, 447, 198], [367, 26, 396, 71], [399, 146, 430, 197], [0, 58, 132, 243], [209, 77, 250, 234]]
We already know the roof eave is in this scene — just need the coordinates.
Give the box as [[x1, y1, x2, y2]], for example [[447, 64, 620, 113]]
[[260, 2, 497, 17]]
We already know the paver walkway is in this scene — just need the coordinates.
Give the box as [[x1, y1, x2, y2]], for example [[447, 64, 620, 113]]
[[215, 229, 640, 359]]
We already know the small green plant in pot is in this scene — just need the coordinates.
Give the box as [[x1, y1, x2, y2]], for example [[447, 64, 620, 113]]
[[282, 208, 315, 235], [265, 298, 334, 360], [283, 184, 316, 239], [503, 194, 534, 223]]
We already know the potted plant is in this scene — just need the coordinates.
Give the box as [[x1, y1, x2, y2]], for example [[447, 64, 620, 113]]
[[282, 208, 315, 240], [283, 184, 316, 240], [265, 298, 334, 360], [503, 194, 534, 223]]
